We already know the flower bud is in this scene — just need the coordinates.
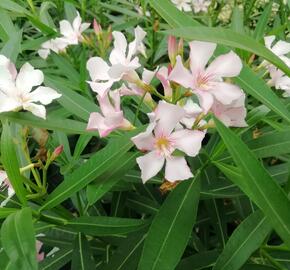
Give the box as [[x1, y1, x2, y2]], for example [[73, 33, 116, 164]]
[[50, 145, 63, 161], [93, 19, 102, 36], [168, 35, 178, 65]]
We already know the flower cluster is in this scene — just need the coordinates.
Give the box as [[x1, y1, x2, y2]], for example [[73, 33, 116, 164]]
[[171, 0, 211, 13], [38, 12, 90, 59], [85, 26, 247, 183]]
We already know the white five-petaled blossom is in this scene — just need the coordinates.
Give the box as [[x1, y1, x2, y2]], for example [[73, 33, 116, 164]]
[[192, 0, 211, 13], [171, 0, 192, 11], [38, 11, 90, 59], [59, 11, 90, 45], [132, 101, 205, 183], [264, 36, 290, 96], [87, 90, 133, 137], [0, 55, 61, 119], [169, 41, 243, 113], [0, 170, 14, 207], [86, 26, 147, 97]]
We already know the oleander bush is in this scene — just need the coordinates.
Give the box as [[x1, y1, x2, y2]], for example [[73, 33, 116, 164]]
[[0, 0, 289, 269]]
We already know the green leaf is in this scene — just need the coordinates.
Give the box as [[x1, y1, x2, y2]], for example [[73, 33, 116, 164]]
[[0, 0, 28, 14], [65, 216, 147, 236], [45, 75, 99, 121], [0, 30, 22, 62], [1, 208, 37, 270], [71, 233, 95, 270], [40, 131, 138, 210], [1, 121, 27, 204], [0, 208, 19, 219], [213, 210, 272, 270], [39, 248, 73, 270], [253, 2, 273, 41], [214, 117, 290, 248], [0, 9, 17, 40], [138, 175, 201, 270], [0, 112, 94, 135], [149, 0, 290, 124], [167, 26, 289, 76], [102, 231, 147, 270]]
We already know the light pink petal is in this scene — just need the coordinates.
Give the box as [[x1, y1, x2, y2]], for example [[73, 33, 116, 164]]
[[108, 64, 132, 80], [206, 51, 242, 78], [183, 99, 203, 116], [131, 122, 156, 151], [142, 68, 156, 84], [28, 86, 61, 105], [165, 156, 193, 182], [88, 81, 113, 97], [196, 90, 214, 113], [154, 101, 185, 136], [87, 112, 113, 137], [38, 49, 50, 59], [86, 57, 111, 81], [23, 103, 46, 119], [168, 56, 193, 89], [136, 151, 164, 183], [128, 26, 147, 58], [72, 12, 81, 32], [109, 90, 121, 111], [97, 92, 116, 116], [209, 82, 243, 105], [0, 65, 16, 95], [112, 31, 127, 57], [80, 23, 90, 33], [189, 41, 216, 74], [271, 40, 290, 56], [59, 20, 74, 37], [16, 63, 44, 94], [171, 129, 205, 157], [264, 36, 275, 49], [156, 66, 172, 97], [0, 94, 20, 113]]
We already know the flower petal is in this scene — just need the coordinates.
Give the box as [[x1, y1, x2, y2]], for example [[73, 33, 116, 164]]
[[154, 101, 185, 136], [165, 156, 193, 182], [136, 151, 164, 183], [131, 122, 156, 151], [112, 31, 127, 58], [23, 103, 46, 119], [271, 40, 290, 56], [196, 90, 214, 113], [28, 86, 61, 105], [72, 11, 81, 32], [264, 35, 275, 49], [168, 56, 193, 89], [209, 82, 243, 105], [189, 41, 216, 74], [59, 20, 74, 37], [171, 129, 205, 156], [86, 57, 111, 81], [16, 63, 44, 94], [0, 94, 20, 113], [88, 81, 113, 97], [206, 51, 242, 78]]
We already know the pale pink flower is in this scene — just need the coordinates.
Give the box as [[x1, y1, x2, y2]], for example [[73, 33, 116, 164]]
[[211, 93, 247, 127], [171, 0, 192, 11], [132, 101, 205, 183], [268, 65, 290, 96], [192, 0, 211, 13], [38, 38, 69, 59], [0, 170, 15, 207], [59, 11, 90, 45], [36, 240, 45, 262], [264, 36, 290, 62], [86, 26, 147, 97], [169, 41, 243, 112], [87, 90, 132, 137], [93, 19, 102, 36], [0, 57, 61, 119]]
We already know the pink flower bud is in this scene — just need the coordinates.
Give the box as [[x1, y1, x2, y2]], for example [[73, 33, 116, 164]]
[[51, 145, 63, 161], [93, 19, 102, 36], [168, 35, 178, 65]]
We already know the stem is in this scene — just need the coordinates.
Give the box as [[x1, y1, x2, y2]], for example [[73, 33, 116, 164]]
[[260, 249, 288, 270], [133, 92, 147, 125]]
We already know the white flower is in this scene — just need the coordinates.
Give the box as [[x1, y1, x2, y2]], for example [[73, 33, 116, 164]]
[[59, 11, 90, 45], [0, 56, 61, 119], [171, 0, 192, 11], [0, 170, 14, 207], [264, 36, 290, 62], [192, 0, 211, 13], [86, 26, 147, 97], [38, 38, 69, 59]]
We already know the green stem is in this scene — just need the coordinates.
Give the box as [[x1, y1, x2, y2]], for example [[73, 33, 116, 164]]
[[134, 92, 147, 125]]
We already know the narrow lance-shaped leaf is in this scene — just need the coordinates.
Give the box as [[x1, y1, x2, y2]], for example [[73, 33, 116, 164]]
[[138, 174, 201, 270], [1, 120, 27, 204], [1, 208, 37, 270], [214, 117, 290, 248], [213, 210, 272, 270]]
